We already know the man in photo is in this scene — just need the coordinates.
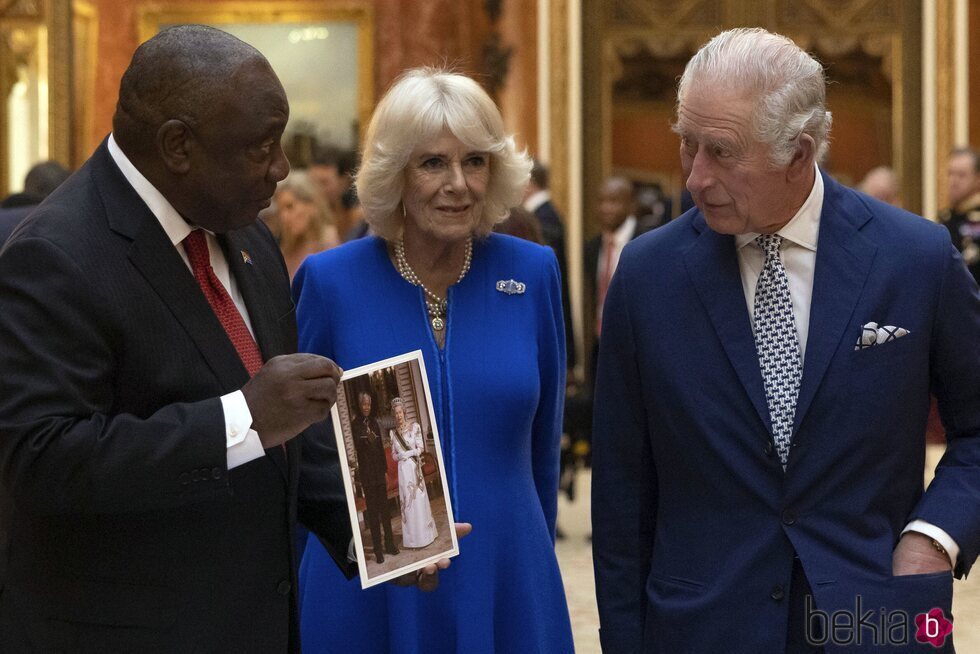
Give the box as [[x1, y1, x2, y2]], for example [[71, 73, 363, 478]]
[[353, 391, 399, 563]]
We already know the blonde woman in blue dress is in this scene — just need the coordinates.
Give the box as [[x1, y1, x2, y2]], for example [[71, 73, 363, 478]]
[[389, 397, 437, 548], [295, 66, 573, 653]]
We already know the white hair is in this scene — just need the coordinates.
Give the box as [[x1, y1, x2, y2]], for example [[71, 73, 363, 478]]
[[677, 27, 832, 166], [355, 67, 532, 240]]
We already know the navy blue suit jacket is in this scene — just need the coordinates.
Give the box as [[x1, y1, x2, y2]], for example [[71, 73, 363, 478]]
[[592, 172, 980, 653]]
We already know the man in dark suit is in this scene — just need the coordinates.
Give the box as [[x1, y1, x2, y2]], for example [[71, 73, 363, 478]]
[[584, 176, 642, 388], [524, 160, 575, 372], [939, 147, 980, 284], [0, 161, 70, 244], [592, 28, 979, 653], [0, 26, 457, 652], [353, 391, 398, 563]]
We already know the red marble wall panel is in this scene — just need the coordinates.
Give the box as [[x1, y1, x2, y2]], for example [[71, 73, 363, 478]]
[[87, 0, 534, 153]]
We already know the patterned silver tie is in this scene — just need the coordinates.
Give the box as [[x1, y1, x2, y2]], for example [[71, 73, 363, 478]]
[[752, 234, 802, 468]]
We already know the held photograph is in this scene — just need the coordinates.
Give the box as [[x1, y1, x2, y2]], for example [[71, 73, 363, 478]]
[[330, 350, 458, 588]]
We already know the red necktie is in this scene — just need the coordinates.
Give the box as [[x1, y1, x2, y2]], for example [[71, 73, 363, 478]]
[[596, 235, 615, 337], [183, 229, 264, 376]]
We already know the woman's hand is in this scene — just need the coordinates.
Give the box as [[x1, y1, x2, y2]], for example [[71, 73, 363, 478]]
[[388, 523, 473, 591]]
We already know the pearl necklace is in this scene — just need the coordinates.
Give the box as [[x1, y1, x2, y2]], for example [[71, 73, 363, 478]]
[[394, 238, 473, 331]]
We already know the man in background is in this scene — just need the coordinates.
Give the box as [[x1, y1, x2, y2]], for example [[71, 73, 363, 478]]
[[939, 147, 980, 283], [857, 165, 901, 207], [523, 162, 582, 537], [593, 27, 979, 653], [584, 176, 641, 389], [524, 160, 575, 374], [309, 144, 361, 239], [0, 160, 70, 244]]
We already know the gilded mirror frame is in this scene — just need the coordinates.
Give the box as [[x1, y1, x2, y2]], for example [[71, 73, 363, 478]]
[[137, 1, 375, 149], [582, 0, 924, 221]]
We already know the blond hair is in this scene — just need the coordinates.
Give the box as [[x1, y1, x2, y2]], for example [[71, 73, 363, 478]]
[[356, 67, 532, 240], [276, 170, 335, 244]]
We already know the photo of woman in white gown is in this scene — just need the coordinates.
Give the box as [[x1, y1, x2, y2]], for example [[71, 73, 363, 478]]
[[389, 397, 437, 549]]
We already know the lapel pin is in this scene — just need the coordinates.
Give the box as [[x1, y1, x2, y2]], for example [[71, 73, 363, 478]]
[[241, 250, 253, 265], [496, 279, 526, 295]]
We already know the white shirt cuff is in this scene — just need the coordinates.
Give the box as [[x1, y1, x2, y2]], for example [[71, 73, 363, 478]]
[[903, 520, 960, 566], [347, 538, 357, 563], [220, 391, 265, 469]]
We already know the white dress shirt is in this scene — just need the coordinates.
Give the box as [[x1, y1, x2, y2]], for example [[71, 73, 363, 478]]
[[523, 189, 550, 213], [597, 214, 637, 287], [107, 134, 265, 469], [734, 165, 958, 566]]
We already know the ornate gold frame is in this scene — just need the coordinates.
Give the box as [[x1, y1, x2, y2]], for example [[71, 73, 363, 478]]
[[0, 0, 92, 196], [137, 2, 375, 146], [72, 0, 98, 164]]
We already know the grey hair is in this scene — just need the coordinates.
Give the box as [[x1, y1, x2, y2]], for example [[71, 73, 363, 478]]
[[356, 67, 532, 240], [677, 27, 832, 166]]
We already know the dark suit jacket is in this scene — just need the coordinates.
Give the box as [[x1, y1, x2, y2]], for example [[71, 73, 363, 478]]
[[533, 200, 576, 369], [0, 205, 33, 246], [352, 416, 388, 489], [583, 219, 641, 385], [592, 173, 980, 653], [0, 140, 352, 652]]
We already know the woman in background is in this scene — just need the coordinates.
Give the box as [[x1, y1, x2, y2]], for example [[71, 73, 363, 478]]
[[294, 67, 572, 652], [274, 170, 339, 279]]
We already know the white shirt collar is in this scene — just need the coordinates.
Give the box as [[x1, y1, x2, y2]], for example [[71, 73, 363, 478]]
[[609, 215, 637, 245], [736, 164, 823, 252], [107, 133, 196, 246], [523, 189, 550, 213]]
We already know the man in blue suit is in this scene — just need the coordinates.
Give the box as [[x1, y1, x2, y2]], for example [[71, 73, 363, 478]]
[[592, 28, 980, 653]]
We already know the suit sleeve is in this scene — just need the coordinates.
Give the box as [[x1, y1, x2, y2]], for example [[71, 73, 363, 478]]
[[0, 236, 228, 515], [292, 258, 356, 577], [530, 251, 567, 543], [295, 420, 356, 578], [910, 240, 980, 578], [591, 248, 657, 652]]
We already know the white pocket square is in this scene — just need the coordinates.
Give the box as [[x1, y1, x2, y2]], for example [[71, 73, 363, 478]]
[[854, 321, 910, 350]]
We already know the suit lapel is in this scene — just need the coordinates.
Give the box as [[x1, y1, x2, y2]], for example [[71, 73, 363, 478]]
[[221, 229, 290, 481], [221, 229, 284, 362], [92, 143, 250, 392], [684, 217, 772, 433], [792, 174, 876, 434], [127, 222, 252, 391]]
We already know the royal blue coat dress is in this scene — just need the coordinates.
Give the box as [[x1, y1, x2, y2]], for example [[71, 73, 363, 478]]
[[293, 234, 574, 653]]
